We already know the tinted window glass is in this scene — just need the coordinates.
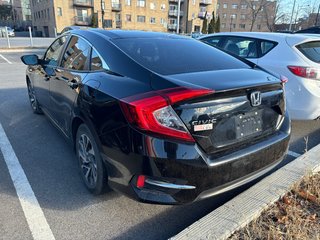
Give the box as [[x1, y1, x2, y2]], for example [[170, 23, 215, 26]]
[[113, 38, 249, 75], [201, 36, 223, 47], [90, 49, 109, 71], [61, 36, 90, 70], [44, 36, 67, 66], [224, 37, 258, 58], [296, 41, 320, 63], [260, 41, 277, 56]]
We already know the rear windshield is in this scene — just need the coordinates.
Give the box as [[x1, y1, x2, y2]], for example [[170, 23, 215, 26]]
[[112, 38, 250, 75], [296, 41, 320, 63]]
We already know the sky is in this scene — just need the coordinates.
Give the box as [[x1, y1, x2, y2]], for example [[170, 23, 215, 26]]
[[277, 0, 320, 23]]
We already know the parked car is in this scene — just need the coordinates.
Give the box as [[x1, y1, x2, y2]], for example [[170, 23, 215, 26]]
[[295, 26, 320, 34], [21, 30, 290, 204], [0, 26, 15, 37], [199, 32, 320, 120]]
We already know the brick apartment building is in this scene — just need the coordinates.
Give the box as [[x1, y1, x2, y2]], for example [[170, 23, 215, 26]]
[[30, 0, 216, 37], [0, 0, 32, 29], [217, 0, 276, 32]]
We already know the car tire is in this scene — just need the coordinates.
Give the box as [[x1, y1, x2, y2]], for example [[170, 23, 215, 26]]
[[27, 81, 42, 114], [76, 124, 108, 195]]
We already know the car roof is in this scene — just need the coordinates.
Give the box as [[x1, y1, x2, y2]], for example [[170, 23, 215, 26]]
[[70, 29, 186, 40], [199, 32, 320, 46]]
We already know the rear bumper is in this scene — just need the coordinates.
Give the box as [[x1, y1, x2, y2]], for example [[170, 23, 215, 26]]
[[102, 113, 290, 205]]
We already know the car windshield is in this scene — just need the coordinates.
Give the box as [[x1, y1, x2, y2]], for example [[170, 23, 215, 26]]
[[112, 38, 250, 75], [296, 41, 320, 63]]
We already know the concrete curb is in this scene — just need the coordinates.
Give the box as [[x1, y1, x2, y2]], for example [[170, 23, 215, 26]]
[[0, 47, 47, 53], [170, 144, 320, 240]]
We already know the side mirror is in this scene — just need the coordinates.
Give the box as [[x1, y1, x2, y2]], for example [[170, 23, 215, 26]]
[[21, 55, 39, 65]]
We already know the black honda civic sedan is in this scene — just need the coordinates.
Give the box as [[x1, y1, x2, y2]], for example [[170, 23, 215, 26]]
[[21, 29, 290, 204]]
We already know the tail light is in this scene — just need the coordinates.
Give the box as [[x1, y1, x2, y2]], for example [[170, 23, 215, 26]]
[[287, 66, 320, 80], [120, 87, 214, 142]]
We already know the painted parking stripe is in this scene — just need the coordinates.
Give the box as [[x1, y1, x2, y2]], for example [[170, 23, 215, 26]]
[[0, 123, 55, 240], [0, 54, 12, 64], [287, 150, 301, 158]]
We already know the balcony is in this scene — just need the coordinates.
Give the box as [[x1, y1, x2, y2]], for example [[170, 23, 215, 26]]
[[74, 16, 92, 26], [168, 10, 184, 17], [198, 11, 211, 19], [112, 3, 121, 11], [199, 0, 212, 5], [169, 0, 184, 3], [73, 0, 93, 7], [167, 24, 177, 30]]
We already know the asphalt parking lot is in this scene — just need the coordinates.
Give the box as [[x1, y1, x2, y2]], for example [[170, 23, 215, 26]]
[[0, 51, 320, 240]]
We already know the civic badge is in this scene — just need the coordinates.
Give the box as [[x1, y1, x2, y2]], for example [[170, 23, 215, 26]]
[[250, 91, 262, 107]]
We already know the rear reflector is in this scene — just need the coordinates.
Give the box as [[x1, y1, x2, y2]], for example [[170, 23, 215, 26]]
[[120, 87, 214, 142], [287, 66, 320, 80], [136, 175, 145, 188]]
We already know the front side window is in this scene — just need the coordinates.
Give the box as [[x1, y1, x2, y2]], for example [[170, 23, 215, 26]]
[[44, 36, 67, 66], [61, 36, 90, 71]]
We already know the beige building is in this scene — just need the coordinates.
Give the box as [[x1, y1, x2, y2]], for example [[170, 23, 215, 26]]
[[217, 0, 276, 32], [30, 0, 216, 37]]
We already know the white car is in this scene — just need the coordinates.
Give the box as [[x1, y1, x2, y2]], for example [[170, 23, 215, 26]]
[[199, 32, 320, 120]]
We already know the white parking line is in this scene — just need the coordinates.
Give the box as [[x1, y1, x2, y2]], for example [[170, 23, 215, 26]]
[[287, 150, 301, 158], [0, 54, 12, 64], [0, 123, 55, 240]]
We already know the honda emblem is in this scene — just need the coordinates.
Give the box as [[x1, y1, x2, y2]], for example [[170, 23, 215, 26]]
[[250, 91, 262, 107]]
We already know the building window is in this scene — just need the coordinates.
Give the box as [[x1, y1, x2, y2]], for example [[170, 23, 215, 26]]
[[232, 4, 238, 9], [222, 13, 227, 19], [137, 0, 145, 7], [150, 2, 156, 10], [221, 23, 226, 28], [126, 14, 131, 21], [192, 0, 196, 5], [160, 18, 164, 24], [57, 7, 62, 16], [125, 0, 131, 5], [223, 3, 227, 8], [240, 14, 245, 20], [217, 3, 219, 9], [160, 4, 166, 10], [239, 24, 245, 29], [150, 17, 156, 24], [230, 14, 237, 19], [137, 15, 145, 22], [241, 4, 247, 9], [47, 9, 50, 19]]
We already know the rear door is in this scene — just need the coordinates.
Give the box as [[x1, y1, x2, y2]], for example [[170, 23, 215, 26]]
[[49, 35, 90, 134]]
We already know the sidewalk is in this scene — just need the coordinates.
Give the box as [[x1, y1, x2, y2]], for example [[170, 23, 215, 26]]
[[0, 37, 54, 51]]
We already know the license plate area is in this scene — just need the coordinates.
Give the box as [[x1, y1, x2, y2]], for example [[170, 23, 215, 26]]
[[235, 110, 263, 139]]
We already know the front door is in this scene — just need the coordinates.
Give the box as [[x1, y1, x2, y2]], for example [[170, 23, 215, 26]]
[[34, 36, 68, 114], [49, 35, 91, 135]]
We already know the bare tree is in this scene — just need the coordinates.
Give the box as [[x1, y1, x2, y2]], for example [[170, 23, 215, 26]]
[[264, 0, 286, 32], [243, 0, 275, 32]]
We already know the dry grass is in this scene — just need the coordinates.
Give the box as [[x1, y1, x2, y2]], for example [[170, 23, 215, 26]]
[[229, 173, 320, 240]]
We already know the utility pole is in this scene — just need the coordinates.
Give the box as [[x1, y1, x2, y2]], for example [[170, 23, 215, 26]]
[[101, 0, 105, 28], [176, 0, 181, 34], [289, 0, 297, 31]]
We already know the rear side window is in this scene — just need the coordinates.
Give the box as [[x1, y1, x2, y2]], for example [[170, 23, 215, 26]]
[[113, 38, 250, 75], [90, 49, 109, 71], [61, 36, 90, 70], [260, 41, 277, 56], [296, 41, 320, 63], [223, 37, 258, 58]]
